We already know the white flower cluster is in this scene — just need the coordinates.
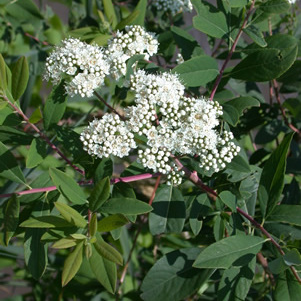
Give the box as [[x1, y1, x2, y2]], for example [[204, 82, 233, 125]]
[[80, 114, 136, 158], [152, 0, 193, 15], [44, 26, 158, 97], [105, 25, 158, 79]]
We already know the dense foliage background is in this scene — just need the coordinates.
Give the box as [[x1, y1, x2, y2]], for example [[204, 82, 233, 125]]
[[0, 0, 301, 300]]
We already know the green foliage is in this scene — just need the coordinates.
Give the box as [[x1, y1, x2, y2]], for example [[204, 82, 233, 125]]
[[0, 0, 301, 300]]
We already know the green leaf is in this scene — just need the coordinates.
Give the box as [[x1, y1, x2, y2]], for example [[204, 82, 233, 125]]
[[0, 125, 33, 145], [149, 185, 186, 235], [0, 141, 26, 184], [24, 228, 48, 279], [258, 133, 294, 218], [4, 195, 20, 245], [89, 244, 117, 294], [172, 55, 218, 87], [88, 177, 110, 211], [97, 214, 129, 232], [100, 198, 152, 215], [243, 25, 267, 47], [217, 257, 256, 301], [43, 82, 67, 130], [103, 0, 118, 29], [26, 138, 48, 168], [20, 216, 74, 228], [49, 168, 87, 205], [192, 0, 229, 39], [274, 270, 301, 301], [283, 249, 301, 266], [116, 0, 146, 30], [0, 53, 7, 92], [231, 35, 298, 81], [54, 202, 87, 228], [89, 213, 98, 237], [52, 237, 77, 249], [94, 234, 123, 265], [260, 0, 290, 14], [267, 205, 301, 226], [219, 191, 237, 212], [193, 235, 265, 269], [62, 240, 84, 286], [94, 158, 113, 182], [228, 0, 248, 7], [28, 107, 42, 124], [11, 56, 29, 100], [141, 248, 213, 301]]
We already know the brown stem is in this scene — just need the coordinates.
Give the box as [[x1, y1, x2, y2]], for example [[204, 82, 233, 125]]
[[272, 79, 301, 136], [149, 175, 161, 205], [210, 0, 256, 100], [94, 91, 126, 121], [257, 252, 275, 286], [3, 95, 85, 176]]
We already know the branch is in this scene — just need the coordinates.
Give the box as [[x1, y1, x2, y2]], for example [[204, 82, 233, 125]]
[[94, 91, 126, 121], [209, 0, 256, 100], [2, 95, 85, 176]]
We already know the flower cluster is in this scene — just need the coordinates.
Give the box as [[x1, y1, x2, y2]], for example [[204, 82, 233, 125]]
[[152, 0, 193, 15], [105, 25, 158, 79], [80, 114, 136, 158], [44, 26, 158, 97], [45, 38, 110, 97]]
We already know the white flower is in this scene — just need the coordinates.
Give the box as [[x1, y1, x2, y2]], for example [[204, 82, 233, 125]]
[[153, 0, 193, 15]]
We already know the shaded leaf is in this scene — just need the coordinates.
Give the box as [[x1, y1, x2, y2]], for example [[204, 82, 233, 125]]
[[98, 214, 129, 232], [267, 205, 301, 226], [103, 0, 118, 29], [219, 191, 237, 212], [26, 138, 48, 168], [20, 216, 74, 228], [4, 195, 20, 245], [11, 56, 29, 100], [88, 177, 110, 211]]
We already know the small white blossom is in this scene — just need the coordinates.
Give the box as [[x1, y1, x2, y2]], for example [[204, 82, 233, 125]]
[[153, 0, 193, 15], [80, 114, 137, 158], [45, 38, 110, 97]]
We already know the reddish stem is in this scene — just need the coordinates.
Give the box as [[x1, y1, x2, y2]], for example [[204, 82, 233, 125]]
[[149, 175, 161, 205], [209, 0, 256, 100]]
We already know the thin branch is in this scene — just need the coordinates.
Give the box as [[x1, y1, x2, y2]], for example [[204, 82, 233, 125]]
[[94, 91, 126, 121], [2, 95, 85, 176], [272, 79, 301, 136], [209, 0, 256, 100]]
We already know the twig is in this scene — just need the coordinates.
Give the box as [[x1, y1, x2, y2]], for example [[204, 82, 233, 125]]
[[2, 95, 85, 176], [272, 79, 301, 136], [209, 0, 256, 100], [94, 91, 126, 121]]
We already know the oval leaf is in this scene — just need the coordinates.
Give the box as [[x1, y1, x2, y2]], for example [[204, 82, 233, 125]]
[[88, 177, 110, 211], [11, 56, 29, 100], [97, 214, 129, 232]]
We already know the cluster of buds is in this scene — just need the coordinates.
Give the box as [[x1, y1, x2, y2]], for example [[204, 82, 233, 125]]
[[45, 25, 240, 185], [152, 0, 193, 15]]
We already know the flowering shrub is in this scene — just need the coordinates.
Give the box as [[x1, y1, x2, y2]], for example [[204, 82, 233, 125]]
[[0, 0, 301, 300]]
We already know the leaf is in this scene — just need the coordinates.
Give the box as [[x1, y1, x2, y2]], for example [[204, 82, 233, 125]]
[[258, 133, 294, 218], [89, 244, 117, 294], [100, 198, 152, 215], [267, 205, 301, 226], [260, 0, 290, 14], [231, 35, 298, 81], [4, 195, 20, 245], [24, 228, 48, 279], [141, 248, 213, 301], [52, 237, 77, 249], [274, 270, 301, 301], [62, 240, 84, 286], [192, 0, 229, 39], [0, 53, 7, 92], [103, 0, 118, 29], [0, 125, 33, 145], [49, 168, 87, 205], [26, 138, 48, 168], [94, 158, 113, 182], [43, 81, 67, 130], [20, 216, 74, 228], [28, 107, 42, 124], [94, 234, 123, 265], [116, 0, 147, 30], [243, 25, 267, 47], [228, 0, 248, 7], [88, 177, 110, 211], [219, 191, 237, 212], [0, 141, 26, 184], [54, 202, 87, 228], [217, 257, 256, 301], [89, 213, 98, 237], [11, 56, 29, 100], [149, 185, 186, 235], [283, 249, 301, 266], [193, 235, 265, 269], [97, 214, 129, 232], [172, 55, 218, 87]]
